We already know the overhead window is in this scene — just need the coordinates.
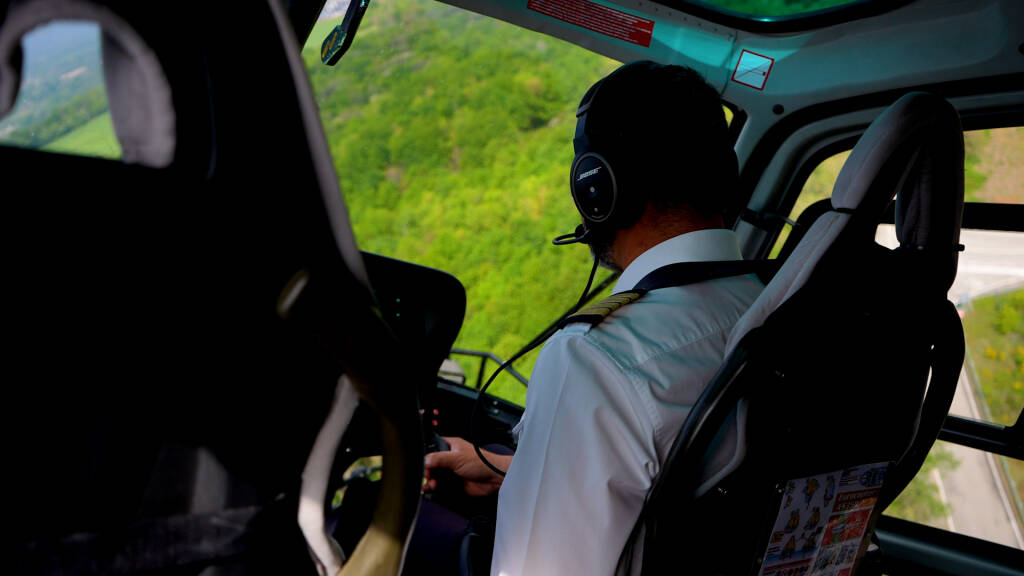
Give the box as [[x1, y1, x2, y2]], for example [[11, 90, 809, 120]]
[[0, 21, 121, 159], [700, 0, 859, 17]]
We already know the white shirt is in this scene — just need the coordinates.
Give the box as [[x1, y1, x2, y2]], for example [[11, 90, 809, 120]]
[[491, 229, 763, 576]]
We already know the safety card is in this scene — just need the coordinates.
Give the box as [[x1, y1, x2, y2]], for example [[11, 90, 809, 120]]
[[758, 462, 888, 576]]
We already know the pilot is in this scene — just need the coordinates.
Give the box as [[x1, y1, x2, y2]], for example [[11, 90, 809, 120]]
[[424, 60, 763, 575]]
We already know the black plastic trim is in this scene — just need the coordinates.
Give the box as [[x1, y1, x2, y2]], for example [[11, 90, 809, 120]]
[[939, 415, 1023, 460], [286, 0, 328, 47], [723, 104, 748, 227], [449, 348, 530, 387], [877, 202, 1024, 231], [960, 203, 1024, 233], [767, 197, 1024, 236], [738, 73, 1024, 216], [875, 515, 1024, 576], [436, 381, 524, 428], [725, 102, 746, 141], [649, 0, 912, 34]]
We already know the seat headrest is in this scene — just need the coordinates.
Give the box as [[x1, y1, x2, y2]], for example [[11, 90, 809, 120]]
[[833, 92, 964, 289], [0, 0, 175, 166], [891, 97, 964, 290], [832, 92, 963, 219]]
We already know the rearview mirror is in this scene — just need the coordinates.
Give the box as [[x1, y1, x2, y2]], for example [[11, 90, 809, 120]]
[[320, 0, 371, 66]]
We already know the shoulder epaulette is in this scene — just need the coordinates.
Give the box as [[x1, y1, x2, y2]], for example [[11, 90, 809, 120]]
[[560, 290, 645, 328]]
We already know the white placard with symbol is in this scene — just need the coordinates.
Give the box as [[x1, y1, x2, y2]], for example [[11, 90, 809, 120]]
[[732, 49, 774, 90]]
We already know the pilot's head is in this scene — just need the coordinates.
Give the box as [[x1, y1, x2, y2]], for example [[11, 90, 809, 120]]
[[569, 60, 737, 270]]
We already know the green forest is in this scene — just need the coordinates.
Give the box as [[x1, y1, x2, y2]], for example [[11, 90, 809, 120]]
[[43, 111, 120, 158], [964, 288, 1024, 513], [303, 2, 618, 404]]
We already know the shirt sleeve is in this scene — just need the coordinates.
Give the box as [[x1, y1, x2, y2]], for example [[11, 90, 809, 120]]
[[491, 329, 659, 576]]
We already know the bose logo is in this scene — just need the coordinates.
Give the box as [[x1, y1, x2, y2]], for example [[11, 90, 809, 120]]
[[577, 166, 601, 181]]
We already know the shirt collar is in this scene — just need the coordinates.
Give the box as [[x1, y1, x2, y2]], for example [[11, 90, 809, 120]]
[[612, 229, 744, 293]]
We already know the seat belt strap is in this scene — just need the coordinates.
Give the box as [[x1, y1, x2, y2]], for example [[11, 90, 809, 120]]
[[560, 260, 773, 328], [633, 260, 773, 292]]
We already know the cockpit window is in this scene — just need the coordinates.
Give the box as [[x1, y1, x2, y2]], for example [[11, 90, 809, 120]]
[[0, 21, 120, 159], [303, 0, 619, 406], [772, 126, 1024, 257]]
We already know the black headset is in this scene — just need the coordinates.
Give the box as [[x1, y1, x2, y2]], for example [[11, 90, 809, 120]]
[[554, 62, 654, 245], [553, 61, 740, 246]]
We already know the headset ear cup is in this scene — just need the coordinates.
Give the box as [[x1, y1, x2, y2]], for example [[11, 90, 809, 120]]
[[571, 152, 617, 226]]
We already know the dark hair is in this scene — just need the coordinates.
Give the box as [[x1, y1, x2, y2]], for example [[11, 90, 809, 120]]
[[585, 60, 737, 218]]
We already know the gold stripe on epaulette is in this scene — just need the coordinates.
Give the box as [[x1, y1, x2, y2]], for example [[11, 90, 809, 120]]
[[561, 290, 645, 328]]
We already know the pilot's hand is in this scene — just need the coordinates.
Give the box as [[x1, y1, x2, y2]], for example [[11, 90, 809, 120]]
[[424, 436, 511, 497]]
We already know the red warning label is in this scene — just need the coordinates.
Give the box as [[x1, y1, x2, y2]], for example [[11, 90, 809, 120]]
[[528, 0, 655, 48]]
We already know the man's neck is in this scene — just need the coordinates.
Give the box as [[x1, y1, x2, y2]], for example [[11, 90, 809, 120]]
[[612, 205, 725, 270]]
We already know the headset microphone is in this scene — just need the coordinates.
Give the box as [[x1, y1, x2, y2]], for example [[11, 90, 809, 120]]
[[552, 224, 592, 245]]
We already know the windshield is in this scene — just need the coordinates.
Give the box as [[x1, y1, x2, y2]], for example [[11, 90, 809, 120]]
[[303, 0, 618, 405]]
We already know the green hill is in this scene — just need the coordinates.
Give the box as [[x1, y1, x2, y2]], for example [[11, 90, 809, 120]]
[[43, 111, 120, 159], [2, 85, 110, 152]]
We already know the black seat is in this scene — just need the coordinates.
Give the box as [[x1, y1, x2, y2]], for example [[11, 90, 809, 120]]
[[5, 1, 425, 574], [630, 92, 966, 576]]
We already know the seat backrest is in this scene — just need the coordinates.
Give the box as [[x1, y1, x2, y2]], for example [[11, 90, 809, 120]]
[[633, 92, 965, 576]]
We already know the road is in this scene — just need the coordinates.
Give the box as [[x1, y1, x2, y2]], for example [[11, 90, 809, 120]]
[[940, 367, 1024, 548], [948, 229, 1024, 303], [876, 225, 1024, 548]]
